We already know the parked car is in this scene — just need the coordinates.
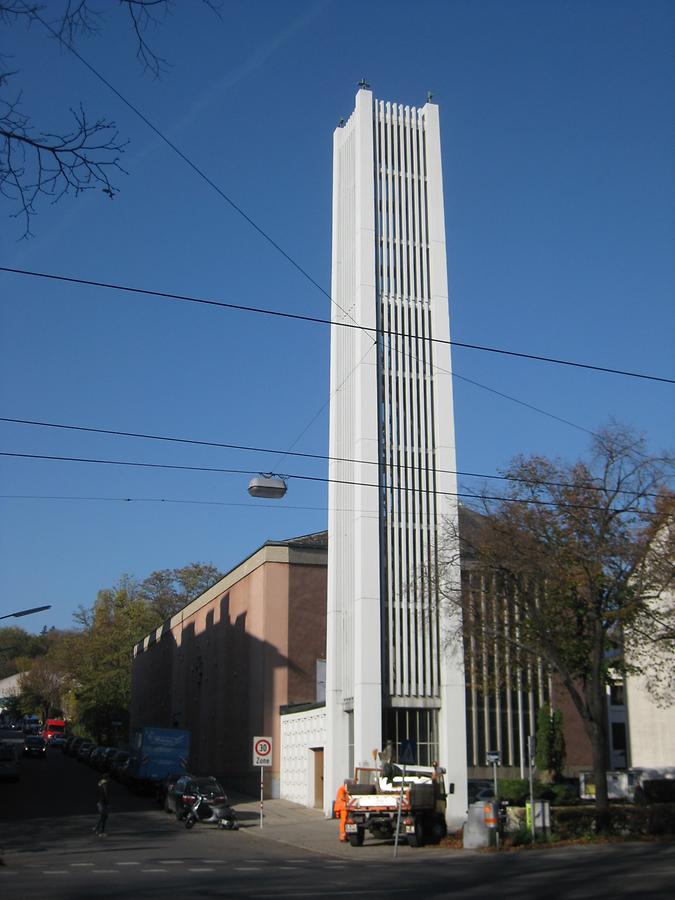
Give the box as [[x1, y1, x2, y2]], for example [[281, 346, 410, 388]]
[[77, 742, 95, 762], [0, 741, 20, 782], [97, 747, 118, 771], [23, 735, 48, 758], [158, 771, 193, 810], [67, 736, 86, 757], [117, 755, 133, 785], [169, 775, 229, 820], [109, 750, 130, 780], [89, 746, 108, 768], [50, 733, 67, 748]]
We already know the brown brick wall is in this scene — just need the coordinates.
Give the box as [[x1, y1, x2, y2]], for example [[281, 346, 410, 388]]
[[130, 550, 327, 796], [551, 676, 593, 772]]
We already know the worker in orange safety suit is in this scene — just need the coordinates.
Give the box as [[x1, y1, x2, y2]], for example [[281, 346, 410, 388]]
[[333, 783, 349, 842]]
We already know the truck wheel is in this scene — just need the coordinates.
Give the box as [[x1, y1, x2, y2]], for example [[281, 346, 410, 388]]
[[430, 816, 447, 843], [348, 829, 365, 847], [407, 817, 425, 848]]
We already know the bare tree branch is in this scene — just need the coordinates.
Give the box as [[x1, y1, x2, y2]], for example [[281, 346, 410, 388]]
[[0, 0, 221, 234], [1, 88, 127, 236]]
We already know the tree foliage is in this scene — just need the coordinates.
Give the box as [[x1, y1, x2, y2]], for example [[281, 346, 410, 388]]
[[535, 704, 566, 779], [63, 582, 163, 740], [17, 654, 67, 720], [441, 423, 674, 828], [0, 624, 56, 679], [3, 561, 222, 740], [139, 562, 223, 621]]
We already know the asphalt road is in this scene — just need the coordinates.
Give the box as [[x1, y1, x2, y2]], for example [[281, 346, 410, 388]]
[[1, 746, 674, 899]]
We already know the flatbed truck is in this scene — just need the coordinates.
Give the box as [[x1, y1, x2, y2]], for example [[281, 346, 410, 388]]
[[342, 764, 450, 847]]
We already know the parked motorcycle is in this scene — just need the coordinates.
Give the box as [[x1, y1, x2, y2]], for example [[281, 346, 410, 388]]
[[184, 789, 239, 831]]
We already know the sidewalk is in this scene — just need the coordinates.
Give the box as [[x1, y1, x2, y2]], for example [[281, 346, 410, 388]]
[[231, 795, 460, 860]]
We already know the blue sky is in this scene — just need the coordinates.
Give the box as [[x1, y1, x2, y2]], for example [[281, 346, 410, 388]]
[[1, 0, 673, 632]]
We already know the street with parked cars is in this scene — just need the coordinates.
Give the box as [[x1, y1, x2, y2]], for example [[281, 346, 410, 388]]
[[1, 726, 674, 898]]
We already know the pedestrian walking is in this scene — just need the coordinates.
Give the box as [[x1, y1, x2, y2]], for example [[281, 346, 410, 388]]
[[94, 774, 110, 836]]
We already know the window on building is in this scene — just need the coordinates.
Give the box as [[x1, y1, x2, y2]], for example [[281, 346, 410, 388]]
[[611, 722, 627, 752], [383, 708, 439, 766], [609, 682, 625, 706], [316, 659, 326, 703]]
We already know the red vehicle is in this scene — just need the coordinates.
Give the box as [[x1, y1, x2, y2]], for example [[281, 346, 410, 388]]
[[42, 719, 66, 744]]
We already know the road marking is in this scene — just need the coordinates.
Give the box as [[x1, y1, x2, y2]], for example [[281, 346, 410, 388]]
[[254, 892, 410, 899], [70, 863, 94, 867], [188, 867, 215, 872], [92, 869, 119, 874], [116, 861, 140, 866], [158, 859, 183, 864], [201, 859, 226, 863], [142, 869, 167, 873], [234, 866, 261, 871], [42, 870, 68, 875]]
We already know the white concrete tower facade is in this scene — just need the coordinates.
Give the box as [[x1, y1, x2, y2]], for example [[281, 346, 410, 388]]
[[326, 87, 468, 826]]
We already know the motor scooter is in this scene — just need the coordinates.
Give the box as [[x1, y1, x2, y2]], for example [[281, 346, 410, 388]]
[[184, 790, 239, 830]]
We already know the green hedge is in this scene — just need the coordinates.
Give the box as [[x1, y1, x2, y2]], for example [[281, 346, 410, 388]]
[[552, 804, 675, 839], [497, 779, 579, 806]]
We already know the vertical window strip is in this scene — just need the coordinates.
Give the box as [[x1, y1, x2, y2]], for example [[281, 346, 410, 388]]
[[480, 577, 490, 758], [493, 577, 502, 759], [414, 302, 424, 696], [427, 304, 441, 694], [403, 107, 412, 302], [421, 287, 434, 694], [408, 301, 420, 696], [396, 108, 404, 298], [389, 307, 398, 696], [504, 591, 515, 766], [394, 301, 404, 698], [410, 108, 419, 302], [420, 121, 429, 301], [375, 105, 391, 698], [410, 116, 423, 691], [399, 299, 410, 696], [470, 579, 479, 765]]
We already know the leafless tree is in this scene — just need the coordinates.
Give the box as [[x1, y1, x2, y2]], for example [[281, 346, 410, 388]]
[[1, 1, 220, 236]]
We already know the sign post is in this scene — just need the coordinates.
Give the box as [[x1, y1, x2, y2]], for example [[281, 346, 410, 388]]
[[527, 735, 536, 843], [486, 750, 501, 850], [394, 740, 417, 859], [252, 736, 273, 829]]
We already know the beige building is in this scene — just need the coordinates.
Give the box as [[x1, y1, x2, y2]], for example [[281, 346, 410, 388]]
[[131, 532, 327, 797]]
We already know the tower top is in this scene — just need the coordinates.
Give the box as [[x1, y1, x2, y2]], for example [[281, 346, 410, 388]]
[[357, 77, 371, 91]]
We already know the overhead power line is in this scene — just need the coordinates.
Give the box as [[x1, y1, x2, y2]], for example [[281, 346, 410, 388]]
[[1, 265, 673, 385], [0, 450, 662, 515], [0, 415, 665, 500], [30, 7, 357, 319], [26, 9, 674, 405], [0, 493, 328, 512]]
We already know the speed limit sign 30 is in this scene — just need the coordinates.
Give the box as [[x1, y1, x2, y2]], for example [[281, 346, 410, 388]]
[[253, 736, 273, 767]]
